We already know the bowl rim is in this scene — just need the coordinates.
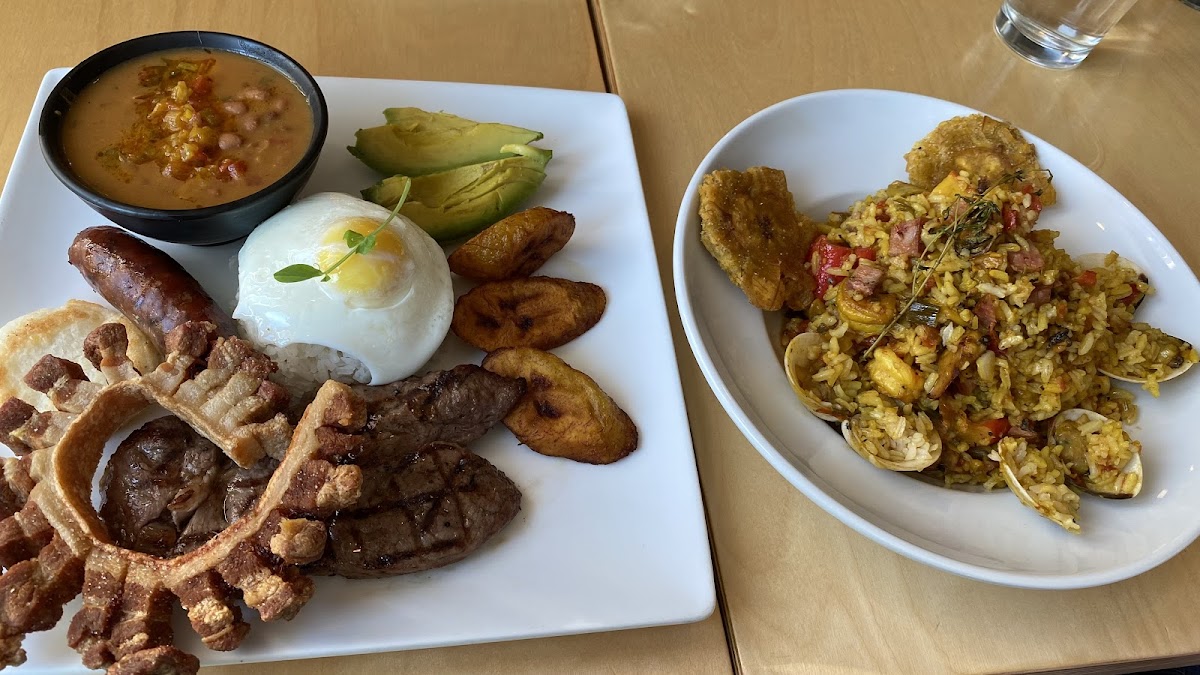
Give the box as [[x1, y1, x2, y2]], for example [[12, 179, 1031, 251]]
[[37, 30, 329, 219], [671, 87, 1200, 590]]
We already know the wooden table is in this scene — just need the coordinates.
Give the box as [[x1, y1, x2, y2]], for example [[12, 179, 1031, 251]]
[[3, 0, 1200, 673], [0, 1, 731, 674], [595, 0, 1200, 673]]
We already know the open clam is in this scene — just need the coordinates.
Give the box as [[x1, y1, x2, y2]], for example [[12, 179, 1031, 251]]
[[784, 332, 848, 422], [1097, 326, 1197, 390], [1050, 408, 1143, 499], [995, 437, 1081, 533], [1074, 252, 1144, 275], [841, 409, 942, 472], [1075, 252, 1149, 312]]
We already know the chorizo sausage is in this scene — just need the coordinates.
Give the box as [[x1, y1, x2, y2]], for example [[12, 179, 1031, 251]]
[[68, 226, 235, 351]]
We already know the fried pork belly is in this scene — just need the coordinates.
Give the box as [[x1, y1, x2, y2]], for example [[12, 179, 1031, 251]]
[[0, 322, 367, 673]]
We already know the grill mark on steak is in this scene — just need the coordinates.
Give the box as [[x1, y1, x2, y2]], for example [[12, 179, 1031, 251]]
[[318, 443, 521, 575]]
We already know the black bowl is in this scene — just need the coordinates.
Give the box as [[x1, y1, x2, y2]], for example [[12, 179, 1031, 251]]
[[39, 31, 328, 246]]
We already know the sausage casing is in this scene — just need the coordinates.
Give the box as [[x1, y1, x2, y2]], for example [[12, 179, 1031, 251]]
[[68, 226, 236, 351]]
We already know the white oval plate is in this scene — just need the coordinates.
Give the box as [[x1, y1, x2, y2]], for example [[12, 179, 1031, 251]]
[[673, 89, 1200, 589]]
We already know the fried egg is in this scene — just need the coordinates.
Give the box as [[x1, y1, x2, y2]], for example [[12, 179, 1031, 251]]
[[233, 192, 453, 387]]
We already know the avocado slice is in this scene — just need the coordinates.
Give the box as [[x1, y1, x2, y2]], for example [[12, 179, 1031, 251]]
[[347, 108, 543, 176], [361, 144, 552, 242]]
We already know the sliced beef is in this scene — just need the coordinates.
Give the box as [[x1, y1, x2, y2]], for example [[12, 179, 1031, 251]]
[[845, 260, 885, 296], [889, 218, 923, 258], [348, 364, 527, 466], [307, 365, 526, 578], [173, 457, 276, 554], [1008, 246, 1045, 273], [99, 417, 276, 558], [100, 365, 525, 579], [315, 442, 521, 579]]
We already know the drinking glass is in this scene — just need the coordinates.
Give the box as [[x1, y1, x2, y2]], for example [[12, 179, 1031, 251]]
[[994, 0, 1141, 69]]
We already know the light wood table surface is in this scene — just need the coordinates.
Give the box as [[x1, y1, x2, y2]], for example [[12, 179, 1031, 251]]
[[0, 1, 732, 674], [6, 0, 1200, 674], [593, 0, 1200, 673]]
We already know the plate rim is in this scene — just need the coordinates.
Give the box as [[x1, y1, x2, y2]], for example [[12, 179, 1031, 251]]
[[671, 87, 1200, 590]]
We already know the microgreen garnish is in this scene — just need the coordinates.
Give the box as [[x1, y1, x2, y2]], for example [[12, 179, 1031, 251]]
[[273, 178, 411, 284], [860, 169, 1047, 360]]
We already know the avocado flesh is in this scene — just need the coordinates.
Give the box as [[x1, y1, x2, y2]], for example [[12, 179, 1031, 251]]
[[361, 144, 552, 242], [403, 169, 547, 242], [347, 109, 543, 176]]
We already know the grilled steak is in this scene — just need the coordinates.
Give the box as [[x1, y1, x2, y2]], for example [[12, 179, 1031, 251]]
[[99, 416, 276, 558], [101, 365, 525, 578], [349, 364, 527, 462], [309, 364, 526, 578], [315, 441, 522, 578]]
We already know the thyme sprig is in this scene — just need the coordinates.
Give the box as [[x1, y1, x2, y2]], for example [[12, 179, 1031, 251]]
[[860, 170, 1035, 360], [273, 178, 412, 284]]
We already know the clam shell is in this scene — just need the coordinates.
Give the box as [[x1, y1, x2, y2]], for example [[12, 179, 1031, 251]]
[[1098, 333, 1195, 385], [995, 437, 1081, 533], [1074, 252, 1144, 276], [1075, 252, 1149, 313], [1049, 408, 1143, 499], [841, 412, 942, 472], [783, 332, 846, 422]]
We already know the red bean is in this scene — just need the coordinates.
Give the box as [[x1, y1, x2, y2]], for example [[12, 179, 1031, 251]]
[[218, 133, 242, 150], [238, 114, 258, 132], [222, 100, 248, 115], [269, 97, 287, 113]]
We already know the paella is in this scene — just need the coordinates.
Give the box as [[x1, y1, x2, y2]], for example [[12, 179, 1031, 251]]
[[698, 114, 1197, 532]]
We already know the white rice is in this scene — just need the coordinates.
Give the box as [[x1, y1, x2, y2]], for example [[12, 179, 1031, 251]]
[[238, 320, 370, 396]]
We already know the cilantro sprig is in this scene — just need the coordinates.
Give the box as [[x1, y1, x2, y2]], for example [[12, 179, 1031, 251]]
[[273, 178, 412, 284]]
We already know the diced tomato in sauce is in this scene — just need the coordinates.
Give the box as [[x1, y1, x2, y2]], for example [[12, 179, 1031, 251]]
[[1002, 204, 1019, 232], [810, 235, 850, 298], [809, 235, 879, 298], [1120, 285, 1144, 305], [1076, 270, 1098, 287], [978, 418, 1010, 444]]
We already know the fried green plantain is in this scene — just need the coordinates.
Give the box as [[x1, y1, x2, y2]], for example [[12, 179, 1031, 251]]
[[904, 114, 1056, 206], [698, 167, 818, 311]]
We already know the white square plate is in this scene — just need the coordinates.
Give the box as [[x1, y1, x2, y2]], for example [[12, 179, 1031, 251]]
[[0, 71, 714, 672]]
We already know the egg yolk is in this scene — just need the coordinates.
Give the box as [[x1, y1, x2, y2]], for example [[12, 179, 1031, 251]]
[[317, 216, 410, 307]]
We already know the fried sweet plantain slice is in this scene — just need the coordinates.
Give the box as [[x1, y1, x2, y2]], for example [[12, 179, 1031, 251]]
[[481, 348, 637, 464], [904, 114, 1056, 206], [699, 167, 818, 311], [452, 277, 606, 351], [447, 207, 575, 281]]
